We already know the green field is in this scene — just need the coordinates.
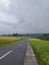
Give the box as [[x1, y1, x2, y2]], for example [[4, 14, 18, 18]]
[[29, 38, 49, 65], [0, 36, 23, 48]]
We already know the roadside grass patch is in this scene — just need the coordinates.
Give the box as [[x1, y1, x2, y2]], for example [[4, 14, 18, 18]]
[[0, 36, 23, 48], [29, 38, 49, 65]]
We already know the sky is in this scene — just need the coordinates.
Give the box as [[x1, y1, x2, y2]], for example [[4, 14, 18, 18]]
[[0, 0, 49, 34]]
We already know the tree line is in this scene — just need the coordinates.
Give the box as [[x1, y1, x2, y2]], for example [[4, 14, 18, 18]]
[[1, 33, 49, 40], [39, 34, 49, 40]]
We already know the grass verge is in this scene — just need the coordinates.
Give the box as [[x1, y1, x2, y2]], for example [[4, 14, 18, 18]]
[[28, 38, 49, 65]]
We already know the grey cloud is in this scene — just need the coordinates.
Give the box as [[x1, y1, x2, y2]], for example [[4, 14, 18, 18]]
[[0, 21, 18, 29], [0, 0, 49, 34], [16, 12, 49, 33]]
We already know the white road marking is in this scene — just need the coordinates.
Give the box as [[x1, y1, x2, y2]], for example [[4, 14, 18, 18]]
[[0, 50, 12, 60]]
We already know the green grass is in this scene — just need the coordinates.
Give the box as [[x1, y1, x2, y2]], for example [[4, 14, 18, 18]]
[[0, 36, 23, 48], [29, 38, 49, 65]]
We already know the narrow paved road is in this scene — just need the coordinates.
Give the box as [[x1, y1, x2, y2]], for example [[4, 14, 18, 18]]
[[0, 39, 27, 65]]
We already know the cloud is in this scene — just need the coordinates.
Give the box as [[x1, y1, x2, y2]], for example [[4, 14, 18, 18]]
[[0, 0, 12, 8], [0, 0, 49, 34], [0, 8, 18, 25]]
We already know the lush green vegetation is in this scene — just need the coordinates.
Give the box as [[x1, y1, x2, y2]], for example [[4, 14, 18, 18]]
[[0, 36, 23, 48], [29, 38, 49, 65]]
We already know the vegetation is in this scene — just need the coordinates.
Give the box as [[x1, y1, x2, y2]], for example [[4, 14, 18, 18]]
[[39, 34, 49, 40], [29, 38, 49, 65], [0, 36, 23, 48]]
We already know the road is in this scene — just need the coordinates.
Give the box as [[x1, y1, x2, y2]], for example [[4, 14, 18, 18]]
[[0, 39, 27, 65]]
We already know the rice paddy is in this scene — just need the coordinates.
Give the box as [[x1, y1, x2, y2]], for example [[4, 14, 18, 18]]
[[0, 36, 23, 48]]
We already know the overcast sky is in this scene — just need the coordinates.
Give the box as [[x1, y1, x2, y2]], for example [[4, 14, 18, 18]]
[[0, 0, 49, 34]]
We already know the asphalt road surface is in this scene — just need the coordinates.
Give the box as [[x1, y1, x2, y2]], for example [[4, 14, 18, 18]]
[[0, 39, 27, 65]]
